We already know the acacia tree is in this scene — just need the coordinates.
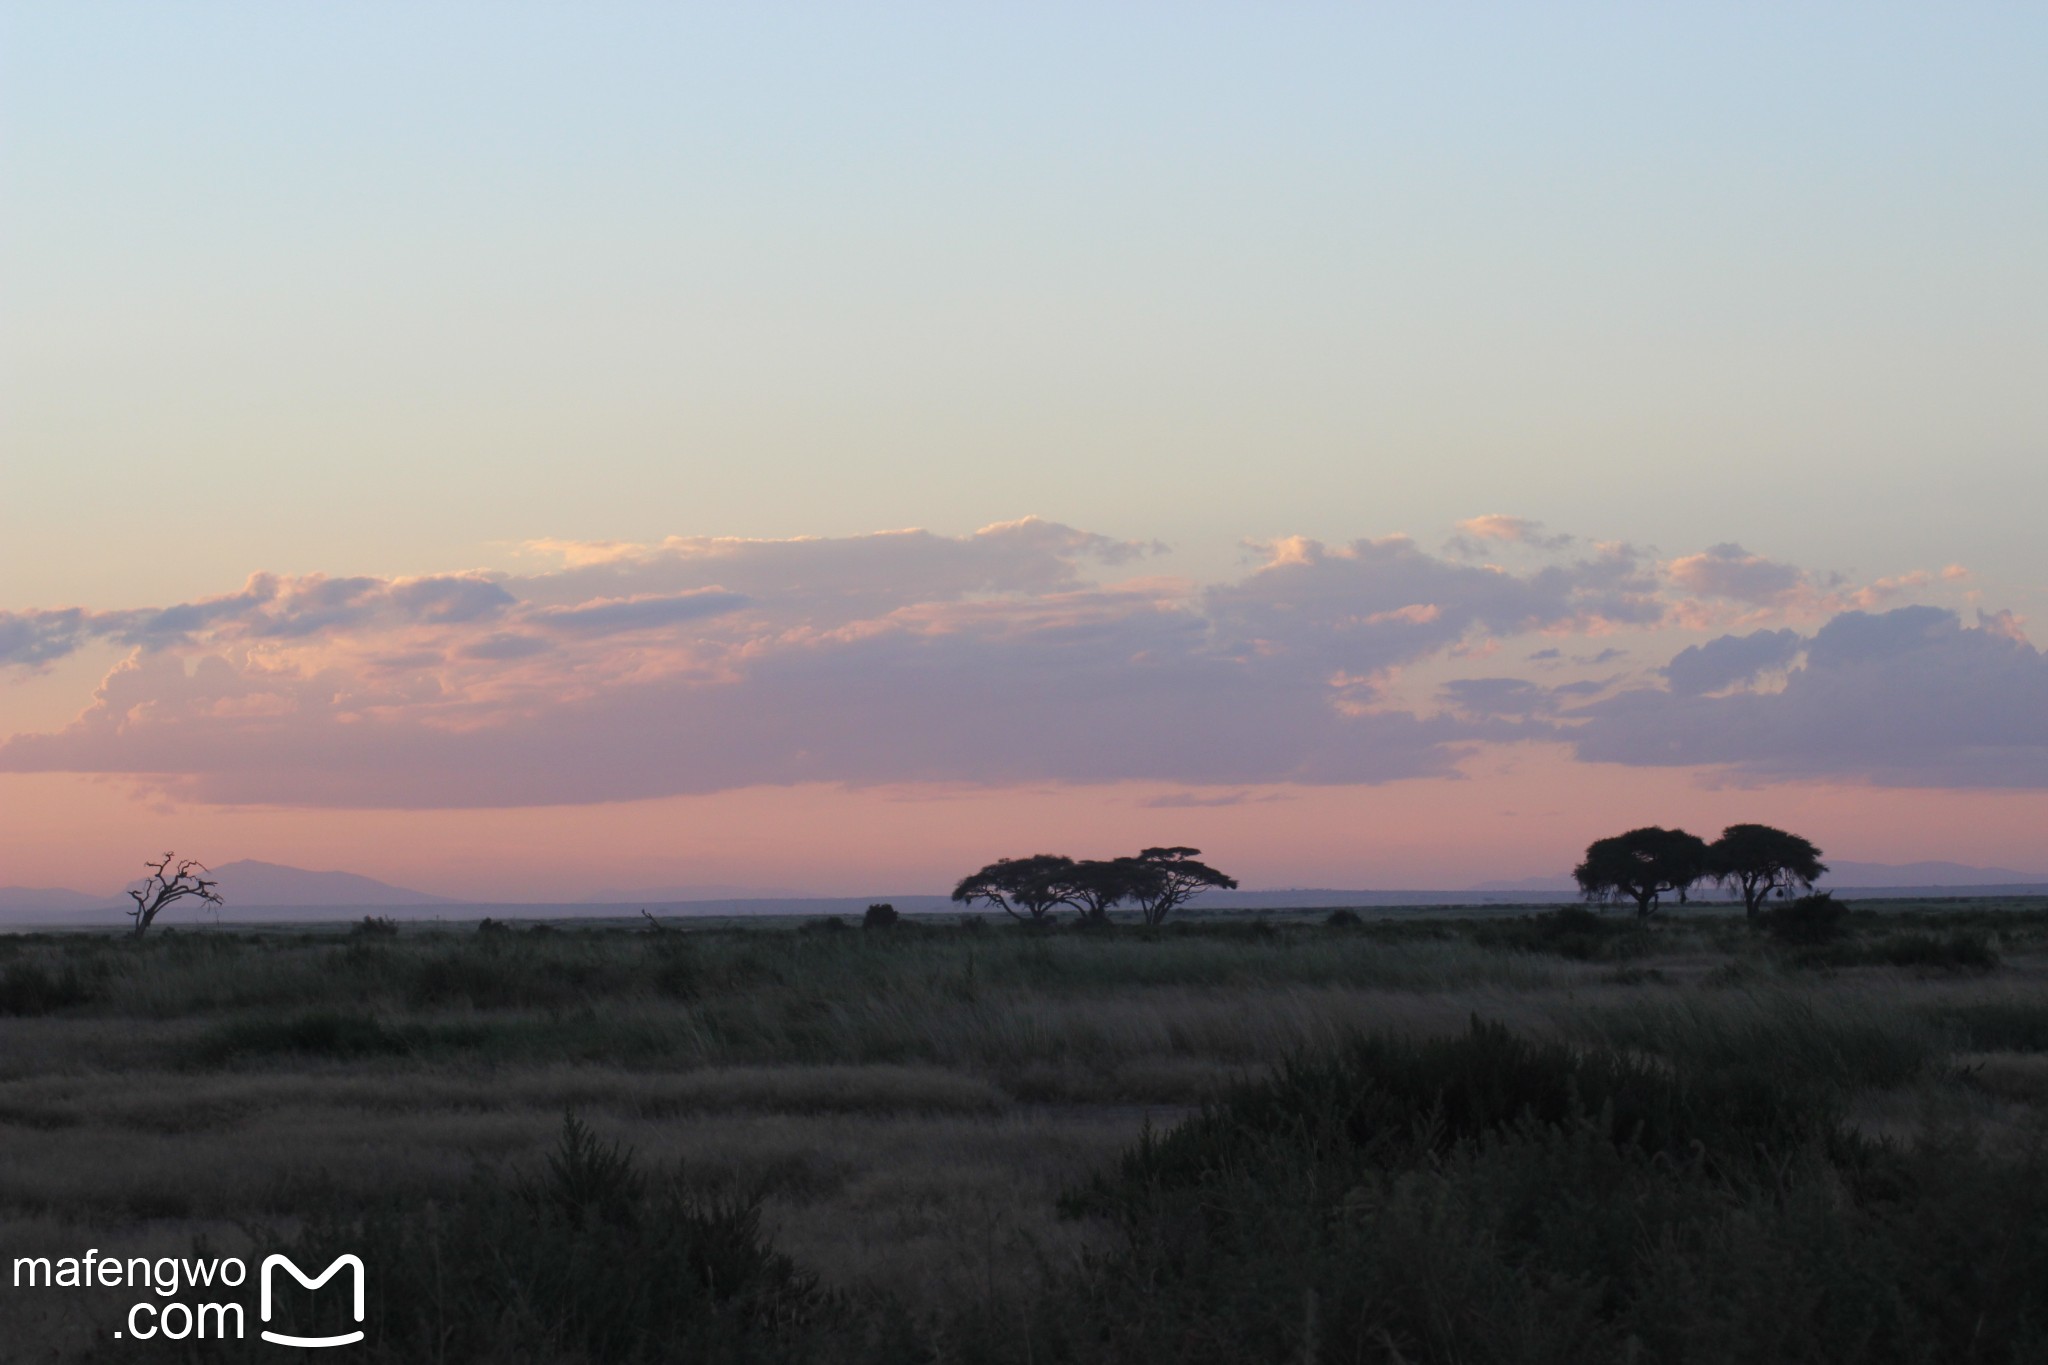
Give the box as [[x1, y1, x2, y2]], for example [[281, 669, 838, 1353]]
[[1065, 859, 1144, 924], [1572, 827, 1709, 918], [1708, 824, 1827, 921], [126, 852, 224, 938], [1124, 847, 1238, 926], [950, 854, 1083, 923]]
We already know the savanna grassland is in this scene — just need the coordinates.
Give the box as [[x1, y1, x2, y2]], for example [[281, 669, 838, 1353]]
[[4, 900, 2048, 1363]]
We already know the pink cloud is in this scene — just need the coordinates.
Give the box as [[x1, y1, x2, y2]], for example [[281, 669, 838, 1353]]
[[1665, 543, 1808, 605], [1448, 514, 1575, 553], [2, 518, 2037, 807]]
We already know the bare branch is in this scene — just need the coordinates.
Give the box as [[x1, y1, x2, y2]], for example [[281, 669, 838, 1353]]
[[125, 851, 226, 938]]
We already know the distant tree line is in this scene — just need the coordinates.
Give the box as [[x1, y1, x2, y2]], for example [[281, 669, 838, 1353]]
[[1574, 823, 1826, 919], [951, 847, 1238, 926]]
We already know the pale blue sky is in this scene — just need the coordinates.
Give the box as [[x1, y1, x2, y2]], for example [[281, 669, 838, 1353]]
[[5, 4, 2045, 606]]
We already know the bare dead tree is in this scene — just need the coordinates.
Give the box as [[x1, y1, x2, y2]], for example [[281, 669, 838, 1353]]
[[126, 852, 224, 938]]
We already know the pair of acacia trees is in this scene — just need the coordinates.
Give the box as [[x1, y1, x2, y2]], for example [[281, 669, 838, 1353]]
[[1573, 823, 1827, 919], [951, 847, 1238, 926]]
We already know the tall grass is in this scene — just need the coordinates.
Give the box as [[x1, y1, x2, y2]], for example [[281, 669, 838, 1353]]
[[125, 1022, 2048, 1364], [1011, 1020, 2048, 1365], [9, 906, 2048, 1363]]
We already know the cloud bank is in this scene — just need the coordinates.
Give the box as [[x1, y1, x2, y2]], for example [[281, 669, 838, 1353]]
[[0, 518, 2027, 806], [1567, 606, 2048, 787]]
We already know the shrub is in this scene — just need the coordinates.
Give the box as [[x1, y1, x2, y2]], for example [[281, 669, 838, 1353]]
[[1032, 1019, 2048, 1365], [1324, 908, 1363, 928], [1069, 1017, 1850, 1221], [1765, 891, 1850, 945], [1934, 1000, 2048, 1051], [862, 903, 900, 930], [798, 916, 850, 935], [352, 915, 400, 938], [1799, 930, 2004, 974], [1871, 930, 1999, 972], [0, 959, 98, 1015], [258, 1114, 832, 1363], [1475, 905, 1652, 962], [650, 939, 702, 1001], [195, 1010, 414, 1062]]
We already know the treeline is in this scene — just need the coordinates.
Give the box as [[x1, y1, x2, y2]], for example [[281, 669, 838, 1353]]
[[950, 847, 1237, 925], [1575, 822, 1826, 918]]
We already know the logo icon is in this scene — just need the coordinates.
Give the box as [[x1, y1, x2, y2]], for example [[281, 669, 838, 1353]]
[[258, 1254, 365, 1348]]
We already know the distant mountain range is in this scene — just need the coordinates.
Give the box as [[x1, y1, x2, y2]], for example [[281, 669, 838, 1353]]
[[0, 859, 454, 918], [0, 886, 117, 914], [579, 882, 806, 904], [3, 857, 2044, 924], [1823, 859, 2048, 887], [197, 860, 459, 907]]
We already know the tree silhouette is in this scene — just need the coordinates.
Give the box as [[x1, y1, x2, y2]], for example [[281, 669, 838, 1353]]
[[1066, 859, 1146, 924], [1572, 828, 1709, 918], [126, 852, 224, 938], [1124, 847, 1238, 926], [1708, 824, 1827, 920], [950, 854, 1083, 923]]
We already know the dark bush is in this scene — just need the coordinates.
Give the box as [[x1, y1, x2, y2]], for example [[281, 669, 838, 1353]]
[[1069, 1017, 1849, 1221], [1475, 905, 1652, 961], [259, 1114, 833, 1364], [1801, 930, 2004, 974], [476, 916, 510, 936], [797, 916, 850, 935], [862, 903, 900, 930], [650, 940, 702, 1001], [352, 915, 400, 938], [1765, 891, 1850, 945], [190, 1011, 495, 1065], [1871, 930, 1999, 972], [407, 944, 617, 1010], [1935, 1000, 2048, 1051], [1324, 908, 1363, 928], [196, 1010, 413, 1062], [0, 959, 98, 1015], [1032, 1019, 2048, 1365]]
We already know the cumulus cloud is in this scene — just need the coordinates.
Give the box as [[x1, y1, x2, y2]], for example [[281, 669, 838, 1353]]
[[1665, 543, 1809, 605], [528, 591, 750, 636], [1571, 607, 2048, 787], [1206, 535, 1661, 674], [1448, 514, 1575, 554], [0, 608, 92, 667], [0, 593, 1492, 806], [0, 572, 518, 664], [0, 518, 2017, 805], [1662, 628, 1802, 695], [0, 518, 1626, 807]]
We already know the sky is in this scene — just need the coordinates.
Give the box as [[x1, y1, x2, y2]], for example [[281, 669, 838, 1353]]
[[3, 5, 2045, 899]]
